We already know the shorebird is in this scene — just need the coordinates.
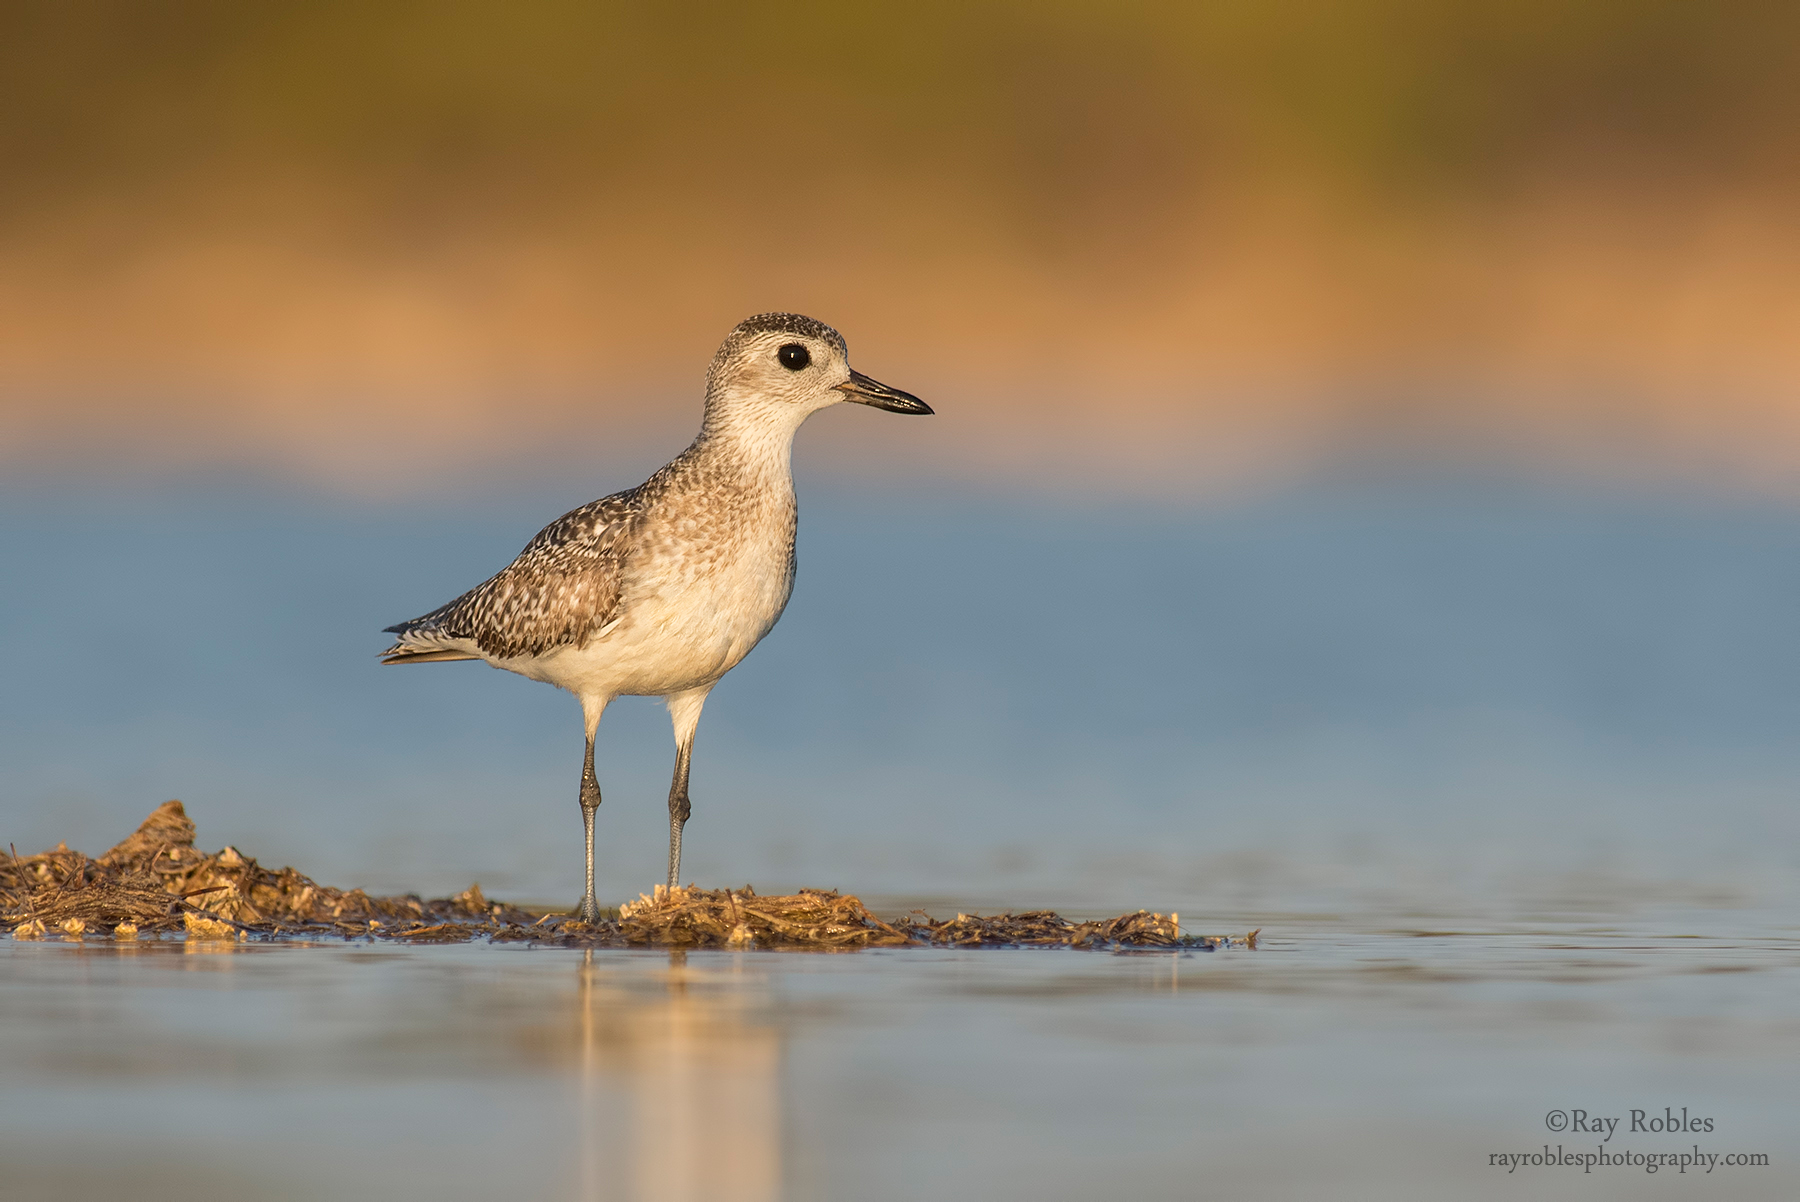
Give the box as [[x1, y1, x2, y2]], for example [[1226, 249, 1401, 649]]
[[380, 313, 931, 921]]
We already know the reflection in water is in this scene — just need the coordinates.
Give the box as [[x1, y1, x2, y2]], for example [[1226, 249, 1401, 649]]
[[1, 927, 1796, 1200], [182, 937, 243, 960], [572, 951, 781, 1202]]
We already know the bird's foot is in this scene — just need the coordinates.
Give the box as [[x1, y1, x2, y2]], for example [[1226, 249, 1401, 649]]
[[575, 895, 605, 925]]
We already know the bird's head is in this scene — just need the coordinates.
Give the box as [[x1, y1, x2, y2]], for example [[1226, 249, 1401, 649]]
[[702, 313, 932, 437]]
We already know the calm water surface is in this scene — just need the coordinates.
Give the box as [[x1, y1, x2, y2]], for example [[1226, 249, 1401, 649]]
[[5, 476, 1799, 1196], [3, 897, 1795, 1201], [6, 477, 1800, 903]]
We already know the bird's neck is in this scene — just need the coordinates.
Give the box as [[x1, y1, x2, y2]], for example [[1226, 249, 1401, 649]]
[[691, 408, 801, 487]]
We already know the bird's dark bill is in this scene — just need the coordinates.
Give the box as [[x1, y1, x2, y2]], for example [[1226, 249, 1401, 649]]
[[835, 370, 932, 414]]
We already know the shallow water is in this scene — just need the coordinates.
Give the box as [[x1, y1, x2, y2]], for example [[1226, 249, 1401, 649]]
[[6, 476, 1800, 907], [5, 476, 1800, 1196], [3, 897, 1795, 1201]]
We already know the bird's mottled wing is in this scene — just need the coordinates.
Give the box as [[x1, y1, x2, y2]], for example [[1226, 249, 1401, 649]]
[[384, 491, 642, 660]]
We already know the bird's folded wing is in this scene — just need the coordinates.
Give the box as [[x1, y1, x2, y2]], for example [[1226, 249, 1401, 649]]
[[385, 492, 641, 661]]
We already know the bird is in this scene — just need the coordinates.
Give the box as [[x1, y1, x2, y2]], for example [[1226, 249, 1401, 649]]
[[379, 313, 931, 922]]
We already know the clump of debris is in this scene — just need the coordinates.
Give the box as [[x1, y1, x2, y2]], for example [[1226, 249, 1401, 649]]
[[2, 801, 535, 942], [3, 802, 1257, 952]]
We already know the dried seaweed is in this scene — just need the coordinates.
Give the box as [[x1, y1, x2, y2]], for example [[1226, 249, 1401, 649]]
[[3, 802, 1258, 951], [2, 801, 533, 940], [552, 884, 912, 950], [890, 907, 1253, 950]]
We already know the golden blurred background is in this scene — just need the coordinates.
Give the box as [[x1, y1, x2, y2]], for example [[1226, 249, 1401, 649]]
[[3, 0, 1797, 491]]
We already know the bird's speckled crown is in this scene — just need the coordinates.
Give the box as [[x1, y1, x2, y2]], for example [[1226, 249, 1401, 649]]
[[731, 312, 842, 345]]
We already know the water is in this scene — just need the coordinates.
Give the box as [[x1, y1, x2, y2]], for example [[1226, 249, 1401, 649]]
[[4, 474, 1799, 910], [4, 471, 1799, 1195], [3, 899, 1794, 1200]]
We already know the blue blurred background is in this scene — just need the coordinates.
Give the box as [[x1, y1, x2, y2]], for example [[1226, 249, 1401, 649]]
[[6, 460, 1796, 913]]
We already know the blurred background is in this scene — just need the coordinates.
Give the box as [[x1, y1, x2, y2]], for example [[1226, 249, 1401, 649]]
[[4, 1, 1798, 912]]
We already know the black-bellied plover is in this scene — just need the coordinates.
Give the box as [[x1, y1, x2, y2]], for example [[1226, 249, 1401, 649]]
[[381, 314, 931, 921]]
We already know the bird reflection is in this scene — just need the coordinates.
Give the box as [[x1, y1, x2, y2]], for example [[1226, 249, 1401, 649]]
[[571, 950, 781, 1202]]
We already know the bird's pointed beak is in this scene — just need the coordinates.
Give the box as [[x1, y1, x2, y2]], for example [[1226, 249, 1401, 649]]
[[834, 369, 933, 415]]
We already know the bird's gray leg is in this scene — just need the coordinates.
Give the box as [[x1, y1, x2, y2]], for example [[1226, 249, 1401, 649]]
[[665, 740, 692, 890], [578, 733, 604, 923], [664, 688, 711, 891], [577, 697, 609, 924]]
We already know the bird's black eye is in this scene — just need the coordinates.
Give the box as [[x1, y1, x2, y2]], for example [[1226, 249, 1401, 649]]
[[777, 343, 811, 371]]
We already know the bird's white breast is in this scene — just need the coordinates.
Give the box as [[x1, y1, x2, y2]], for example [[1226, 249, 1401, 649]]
[[505, 477, 796, 701]]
